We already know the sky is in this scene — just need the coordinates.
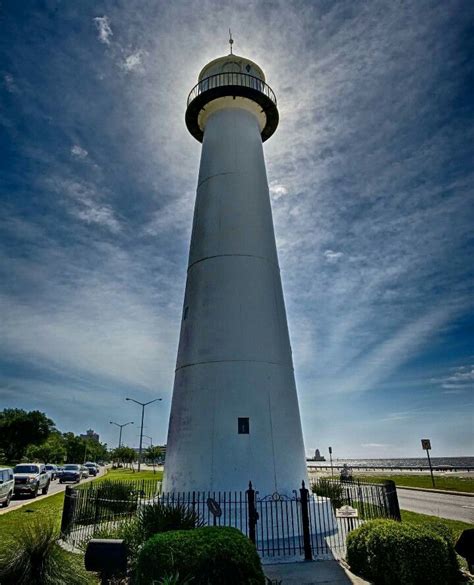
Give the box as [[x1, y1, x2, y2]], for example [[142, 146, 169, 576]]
[[0, 0, 473, 459]]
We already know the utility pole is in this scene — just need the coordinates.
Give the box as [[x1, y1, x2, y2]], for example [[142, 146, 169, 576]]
[[329, 446, 334, 478], [126, 397, 162, 472], [110, 421, 134, 448]]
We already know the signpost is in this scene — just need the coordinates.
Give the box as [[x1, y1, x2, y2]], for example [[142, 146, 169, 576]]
[[329, 446, 334, 478], [421, 438, 435, 487]]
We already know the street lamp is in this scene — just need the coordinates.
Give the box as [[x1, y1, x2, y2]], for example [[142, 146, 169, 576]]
[[142, 434, 153, 446], [125, 397, 162, 472], [110, 421, 134, 448]]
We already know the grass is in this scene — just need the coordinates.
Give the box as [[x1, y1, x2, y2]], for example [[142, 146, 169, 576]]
[[401, 509, 474, 577], [355, 474, 474, 493], [96, 467, 163, 482], [401, 509, 473, 539], [0, 468, 162, 582], [0, 492, 98, 583]]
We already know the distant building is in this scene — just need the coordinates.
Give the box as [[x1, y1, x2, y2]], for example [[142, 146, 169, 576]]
[[314, 449, 326, 461], [81, 429, 99, 442]]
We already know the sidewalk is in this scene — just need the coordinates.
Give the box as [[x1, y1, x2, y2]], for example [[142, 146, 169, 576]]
[[264, 560, 369, 585]]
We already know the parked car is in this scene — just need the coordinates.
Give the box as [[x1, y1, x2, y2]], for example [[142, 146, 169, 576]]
[[59, 464, 82, 484], [45, 464, 59, 480], [84, 462, 98, 476], [80, 465, 90, 479], [13, 463, 51, 497], [0, 467, 14, 507]]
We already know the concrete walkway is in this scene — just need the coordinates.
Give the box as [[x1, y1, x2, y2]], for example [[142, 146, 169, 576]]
[[264, 560, 369, 585]]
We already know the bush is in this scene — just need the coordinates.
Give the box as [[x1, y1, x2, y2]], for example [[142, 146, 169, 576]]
[[347, 519, 459, 585], [0, 516, 89, 585], [134, 526, 265, 585], [346, 519, 388, 578], [311, 478, 344, 509], [137, 500, 204, 539], [96, 480, 139, 514]]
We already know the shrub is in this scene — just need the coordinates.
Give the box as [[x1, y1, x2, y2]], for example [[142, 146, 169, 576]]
[[134, 526, 265, 585], [0, 516, 89, 585], [137, 500, 204, 539], [311, 478, 344, 509], [346, 519, 387, 578], [96, 480, 139, 514], [347, 519, 459, 585]]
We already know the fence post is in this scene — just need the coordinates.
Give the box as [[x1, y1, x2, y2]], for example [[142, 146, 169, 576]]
[[61, 485, 75, 535], [383, 480, 401, 521], [300, 481, 313, 561], [247, 481, 257, 544]]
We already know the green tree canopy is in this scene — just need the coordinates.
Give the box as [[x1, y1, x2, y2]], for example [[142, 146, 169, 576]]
[[25, 432, 67, 463], [0, 409, 55, 462]]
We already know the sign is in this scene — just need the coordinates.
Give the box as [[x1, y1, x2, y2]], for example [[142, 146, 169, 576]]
[[206, 498, 222, 518], [336, 505, 359, 518], [421, 439, 431, 450]]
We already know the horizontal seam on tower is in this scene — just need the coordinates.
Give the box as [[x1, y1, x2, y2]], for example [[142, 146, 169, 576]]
[[188, 253, 279, 272], [197, 171, 235, 189], [175, 359, 294, 372]]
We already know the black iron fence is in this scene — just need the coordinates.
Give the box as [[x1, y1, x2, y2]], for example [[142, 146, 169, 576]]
[[61, 478, 400, 560], [187, 72, 277, 107]]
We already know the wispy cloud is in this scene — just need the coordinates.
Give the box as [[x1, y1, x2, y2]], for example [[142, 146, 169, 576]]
[[93, 16, 113, 45], [71, 145, 88, 159], [121, 50, 147, 73], [1, 0, 472, 454]]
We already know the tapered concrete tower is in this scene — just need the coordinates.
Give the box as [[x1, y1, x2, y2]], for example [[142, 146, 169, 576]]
[[164, 48, 308, 495]]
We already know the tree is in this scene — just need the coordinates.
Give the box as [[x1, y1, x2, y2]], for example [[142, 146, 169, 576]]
[[25, 432, 67, 463], [145, 446, 164, 463], [111, 446, 136, 468], [0, 409, 55, 462]]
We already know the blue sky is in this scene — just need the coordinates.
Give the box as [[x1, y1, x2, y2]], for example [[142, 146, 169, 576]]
[[1, 0, 473, 458]]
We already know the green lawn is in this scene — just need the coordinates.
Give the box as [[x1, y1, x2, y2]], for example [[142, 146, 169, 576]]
[[355, 474, 474, 493], [96, 467, 163, 482], [401, 509, 473, 539]]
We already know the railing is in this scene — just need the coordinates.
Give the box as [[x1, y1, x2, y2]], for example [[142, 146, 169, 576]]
[[187, 72, 277, 107], [60, 477, 400, 560], [308, 464, 474, 472]]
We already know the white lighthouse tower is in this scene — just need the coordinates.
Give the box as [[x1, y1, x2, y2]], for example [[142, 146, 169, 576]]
[[163, 44, 308, 496]]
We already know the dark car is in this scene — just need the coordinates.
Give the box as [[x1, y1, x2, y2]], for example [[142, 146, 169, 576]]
[[59, 464, 81, 484], [84, 463, 98, 476]]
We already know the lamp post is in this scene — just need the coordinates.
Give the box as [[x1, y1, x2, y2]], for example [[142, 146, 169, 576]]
[[110, 421, 134, 448], [125, 397, 162, 472]]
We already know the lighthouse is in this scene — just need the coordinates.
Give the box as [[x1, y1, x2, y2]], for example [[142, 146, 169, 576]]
[[163, 44, 308, 496]]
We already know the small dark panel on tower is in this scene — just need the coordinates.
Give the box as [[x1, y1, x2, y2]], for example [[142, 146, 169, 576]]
[[238, 417, 250, 434], [246, 64, 251, 72], [183, 306, 189, 320]]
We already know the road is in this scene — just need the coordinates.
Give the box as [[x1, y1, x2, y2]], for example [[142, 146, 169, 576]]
[[397, 487, 474, 524], [0, 468, 105, 515]]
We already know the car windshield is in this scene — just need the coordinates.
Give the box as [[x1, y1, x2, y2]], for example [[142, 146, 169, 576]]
[[45, 465, 54, 469], [85, 463, 94, 467], [14, 465, 39, 473], [64, 465, 79, 470]]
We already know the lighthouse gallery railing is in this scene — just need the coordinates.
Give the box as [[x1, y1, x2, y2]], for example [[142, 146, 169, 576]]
[[187, 72, 277, 107]]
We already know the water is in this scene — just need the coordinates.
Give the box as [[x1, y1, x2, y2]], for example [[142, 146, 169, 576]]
[[309, 456, 474, 468]]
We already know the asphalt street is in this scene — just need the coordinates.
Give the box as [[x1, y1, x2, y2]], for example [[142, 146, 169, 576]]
[[397, 487, 474, 523], [0, 467, 105, 515]]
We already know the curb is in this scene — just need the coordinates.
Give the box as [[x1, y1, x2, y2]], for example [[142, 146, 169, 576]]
[[397, 485, 474, 497]]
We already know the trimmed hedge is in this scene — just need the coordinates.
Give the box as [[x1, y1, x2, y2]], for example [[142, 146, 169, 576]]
[[347, 519, 459, 585], [134, 526, 265, 585]]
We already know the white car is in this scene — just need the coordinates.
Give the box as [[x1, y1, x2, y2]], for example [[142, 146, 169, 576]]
[[0, 467, 14, 507]]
